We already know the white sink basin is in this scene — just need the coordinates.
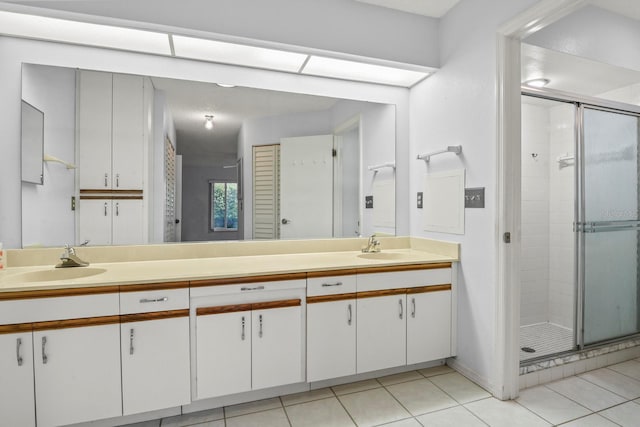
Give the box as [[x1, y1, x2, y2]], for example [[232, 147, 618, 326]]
[[357, 252, 412, 260], [2, 267, 107, 284]]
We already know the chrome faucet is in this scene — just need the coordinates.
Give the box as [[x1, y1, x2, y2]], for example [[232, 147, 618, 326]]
[[362, 234, 381, 253], [56, 243, 89, 268]]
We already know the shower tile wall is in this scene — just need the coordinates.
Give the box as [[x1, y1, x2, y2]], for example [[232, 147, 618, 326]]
[[522, 103, 550, 326], [521, 102, 575, 328]]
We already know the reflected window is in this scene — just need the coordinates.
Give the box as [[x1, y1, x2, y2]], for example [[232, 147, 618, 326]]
[[210, 181, 238, 231]]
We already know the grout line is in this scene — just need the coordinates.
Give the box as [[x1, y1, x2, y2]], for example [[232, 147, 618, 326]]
[[279, 396, 294, 427]]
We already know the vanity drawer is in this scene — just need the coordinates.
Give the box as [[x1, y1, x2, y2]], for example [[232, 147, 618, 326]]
[[120, 287, 189, 314], [0, 292, 119, 325], [307, 275, 357, 296], [357, 267, 451, 292]]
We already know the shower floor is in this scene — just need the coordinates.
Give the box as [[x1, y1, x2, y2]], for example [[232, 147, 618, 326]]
[[520, 322, 574, 362]]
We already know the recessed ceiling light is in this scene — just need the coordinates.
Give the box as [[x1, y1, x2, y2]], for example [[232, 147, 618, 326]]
[[524, 78, 550, 88], [300, 56, 430, 87], [0, 10, 171, 55], [216, 83, 236, 88], [172, 35, 308, 73]]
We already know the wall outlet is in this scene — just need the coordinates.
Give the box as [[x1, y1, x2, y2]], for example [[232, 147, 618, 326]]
[[417, 192, 423, 208], [365, 196, 373, 208]]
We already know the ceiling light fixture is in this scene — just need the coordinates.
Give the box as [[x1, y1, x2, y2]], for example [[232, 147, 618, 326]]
[[216, 83, 236, 88], [524, 78, 550, 88], [204, 115, 214, 130]]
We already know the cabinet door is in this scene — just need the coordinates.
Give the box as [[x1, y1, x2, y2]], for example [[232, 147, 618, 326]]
[[307, 299, 355, 382], [196, 310, 251, 399], [33, 324, 121, 427], [79, 199, 112, 245], [78, 70, 112, 189], [112, 74, 144, 190], [0, 332, 35, 427], [121, 316, 190, 415], [252, 305, 303, 390], [357, 294, 406, 373], [112, 199, 145, 245], [407, 290, 452, 364]]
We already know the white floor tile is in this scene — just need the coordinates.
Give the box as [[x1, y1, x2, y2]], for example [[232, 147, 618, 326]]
[[160, 407, 224, 427], [558, 413, 620, 426], [608, 359, 640, 381], [224, 397, 282, 418], [579, 368, 640, 399], [332, 378, 381, 395], [378, 371, 424, 386], [599, 401, 640, 427], [376, 418, 421, 426], [285, 397, 354, 427], [122, 421, 161, 427], [418, 365, 455, 378], [338, 387, 410, 427], [385, 378, 458, 416], [415, 405, 486, 427], [428, 372, 491, 404], [185, 421, 225, 427], [465, 398, 551, 427], [225, 407, 290, 427], [516, 385, 591, 425], [281, 387, 335, 406], [545, 376, 626, 411]]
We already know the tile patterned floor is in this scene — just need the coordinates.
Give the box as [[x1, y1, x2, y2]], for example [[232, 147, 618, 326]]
[[121, 358, 640, 427], [520, 322, 574, 362]]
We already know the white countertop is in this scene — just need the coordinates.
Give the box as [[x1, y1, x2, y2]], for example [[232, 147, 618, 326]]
[[0, 247, 457, 293]]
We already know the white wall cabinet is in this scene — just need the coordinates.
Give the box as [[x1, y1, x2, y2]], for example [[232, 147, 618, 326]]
[[33, 324, 122, 427], [79, 199, 144, 245], [78, 71, 144, 190], [121, 316, 191, 415], [0, 332, 35, 427], [195, 299, 303, 400]]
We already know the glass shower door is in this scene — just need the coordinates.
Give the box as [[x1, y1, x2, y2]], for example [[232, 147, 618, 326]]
[[581, 106, 640, 345]]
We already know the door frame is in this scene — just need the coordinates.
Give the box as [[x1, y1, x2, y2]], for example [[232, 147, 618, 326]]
[[496, 0, 586, 400]]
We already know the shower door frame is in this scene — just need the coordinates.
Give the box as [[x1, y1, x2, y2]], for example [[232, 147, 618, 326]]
[[523, 86, 640, 355]]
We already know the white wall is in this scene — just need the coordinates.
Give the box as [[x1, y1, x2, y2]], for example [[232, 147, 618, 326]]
[[20, 64, 76, 247], [408, 0, 539, 391], [525, 5, 640, 73], [8, 0, 440, 68], [0, 36, 408, 248]]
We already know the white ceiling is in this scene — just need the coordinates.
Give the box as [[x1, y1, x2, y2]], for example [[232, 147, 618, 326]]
[[588, 0, 640, 22], [150, 77, 338, 165], [353, 0, 460, 17]]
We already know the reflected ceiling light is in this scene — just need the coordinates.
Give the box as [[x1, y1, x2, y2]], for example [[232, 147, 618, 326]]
[[204, 115, 214, 130], [0, 10, 171, 55], [172, 35, 308, 73], [301, 56, 431, 87], [524, 78, 550, 88]]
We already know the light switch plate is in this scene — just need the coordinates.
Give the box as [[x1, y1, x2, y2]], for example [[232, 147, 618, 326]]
[[465, 187, 485, 208]]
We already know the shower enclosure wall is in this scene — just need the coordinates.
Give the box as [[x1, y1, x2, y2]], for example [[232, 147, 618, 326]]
[[521, 91, 640, 364], [521, 96, 576, 361]]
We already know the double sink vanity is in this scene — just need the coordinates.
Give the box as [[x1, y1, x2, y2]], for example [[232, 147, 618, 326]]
[[0, 236, 458, 427]]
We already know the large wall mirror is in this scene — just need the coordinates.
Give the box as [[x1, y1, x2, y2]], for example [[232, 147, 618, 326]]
[[20, 63, 396, 248]]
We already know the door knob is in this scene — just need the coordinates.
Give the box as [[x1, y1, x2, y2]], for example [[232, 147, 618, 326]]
[[281, 218, 291, 224]]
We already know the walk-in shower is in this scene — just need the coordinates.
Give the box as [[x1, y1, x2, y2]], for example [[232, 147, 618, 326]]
[[520, 91, 640, 363]]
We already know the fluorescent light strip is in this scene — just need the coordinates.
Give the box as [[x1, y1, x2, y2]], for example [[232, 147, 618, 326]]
[[301, 56, 430, 87], [173, 35, 308, 73], [0, 10, 171, 55]]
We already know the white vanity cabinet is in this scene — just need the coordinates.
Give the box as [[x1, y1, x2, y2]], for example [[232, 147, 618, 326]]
[[356, 265, 453, 374], [0, 330, 35, 427], [192, 277, 306, 400], [306, 273, 357, 382], [119, 285, 191, 416], [78, 70, 144, 190], [0, 289, 122, 427], [79, 198, 144, 246], [33, 322, 122, 427]]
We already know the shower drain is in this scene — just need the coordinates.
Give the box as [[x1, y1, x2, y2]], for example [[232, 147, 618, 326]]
[[521, 347, 536, 353]]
